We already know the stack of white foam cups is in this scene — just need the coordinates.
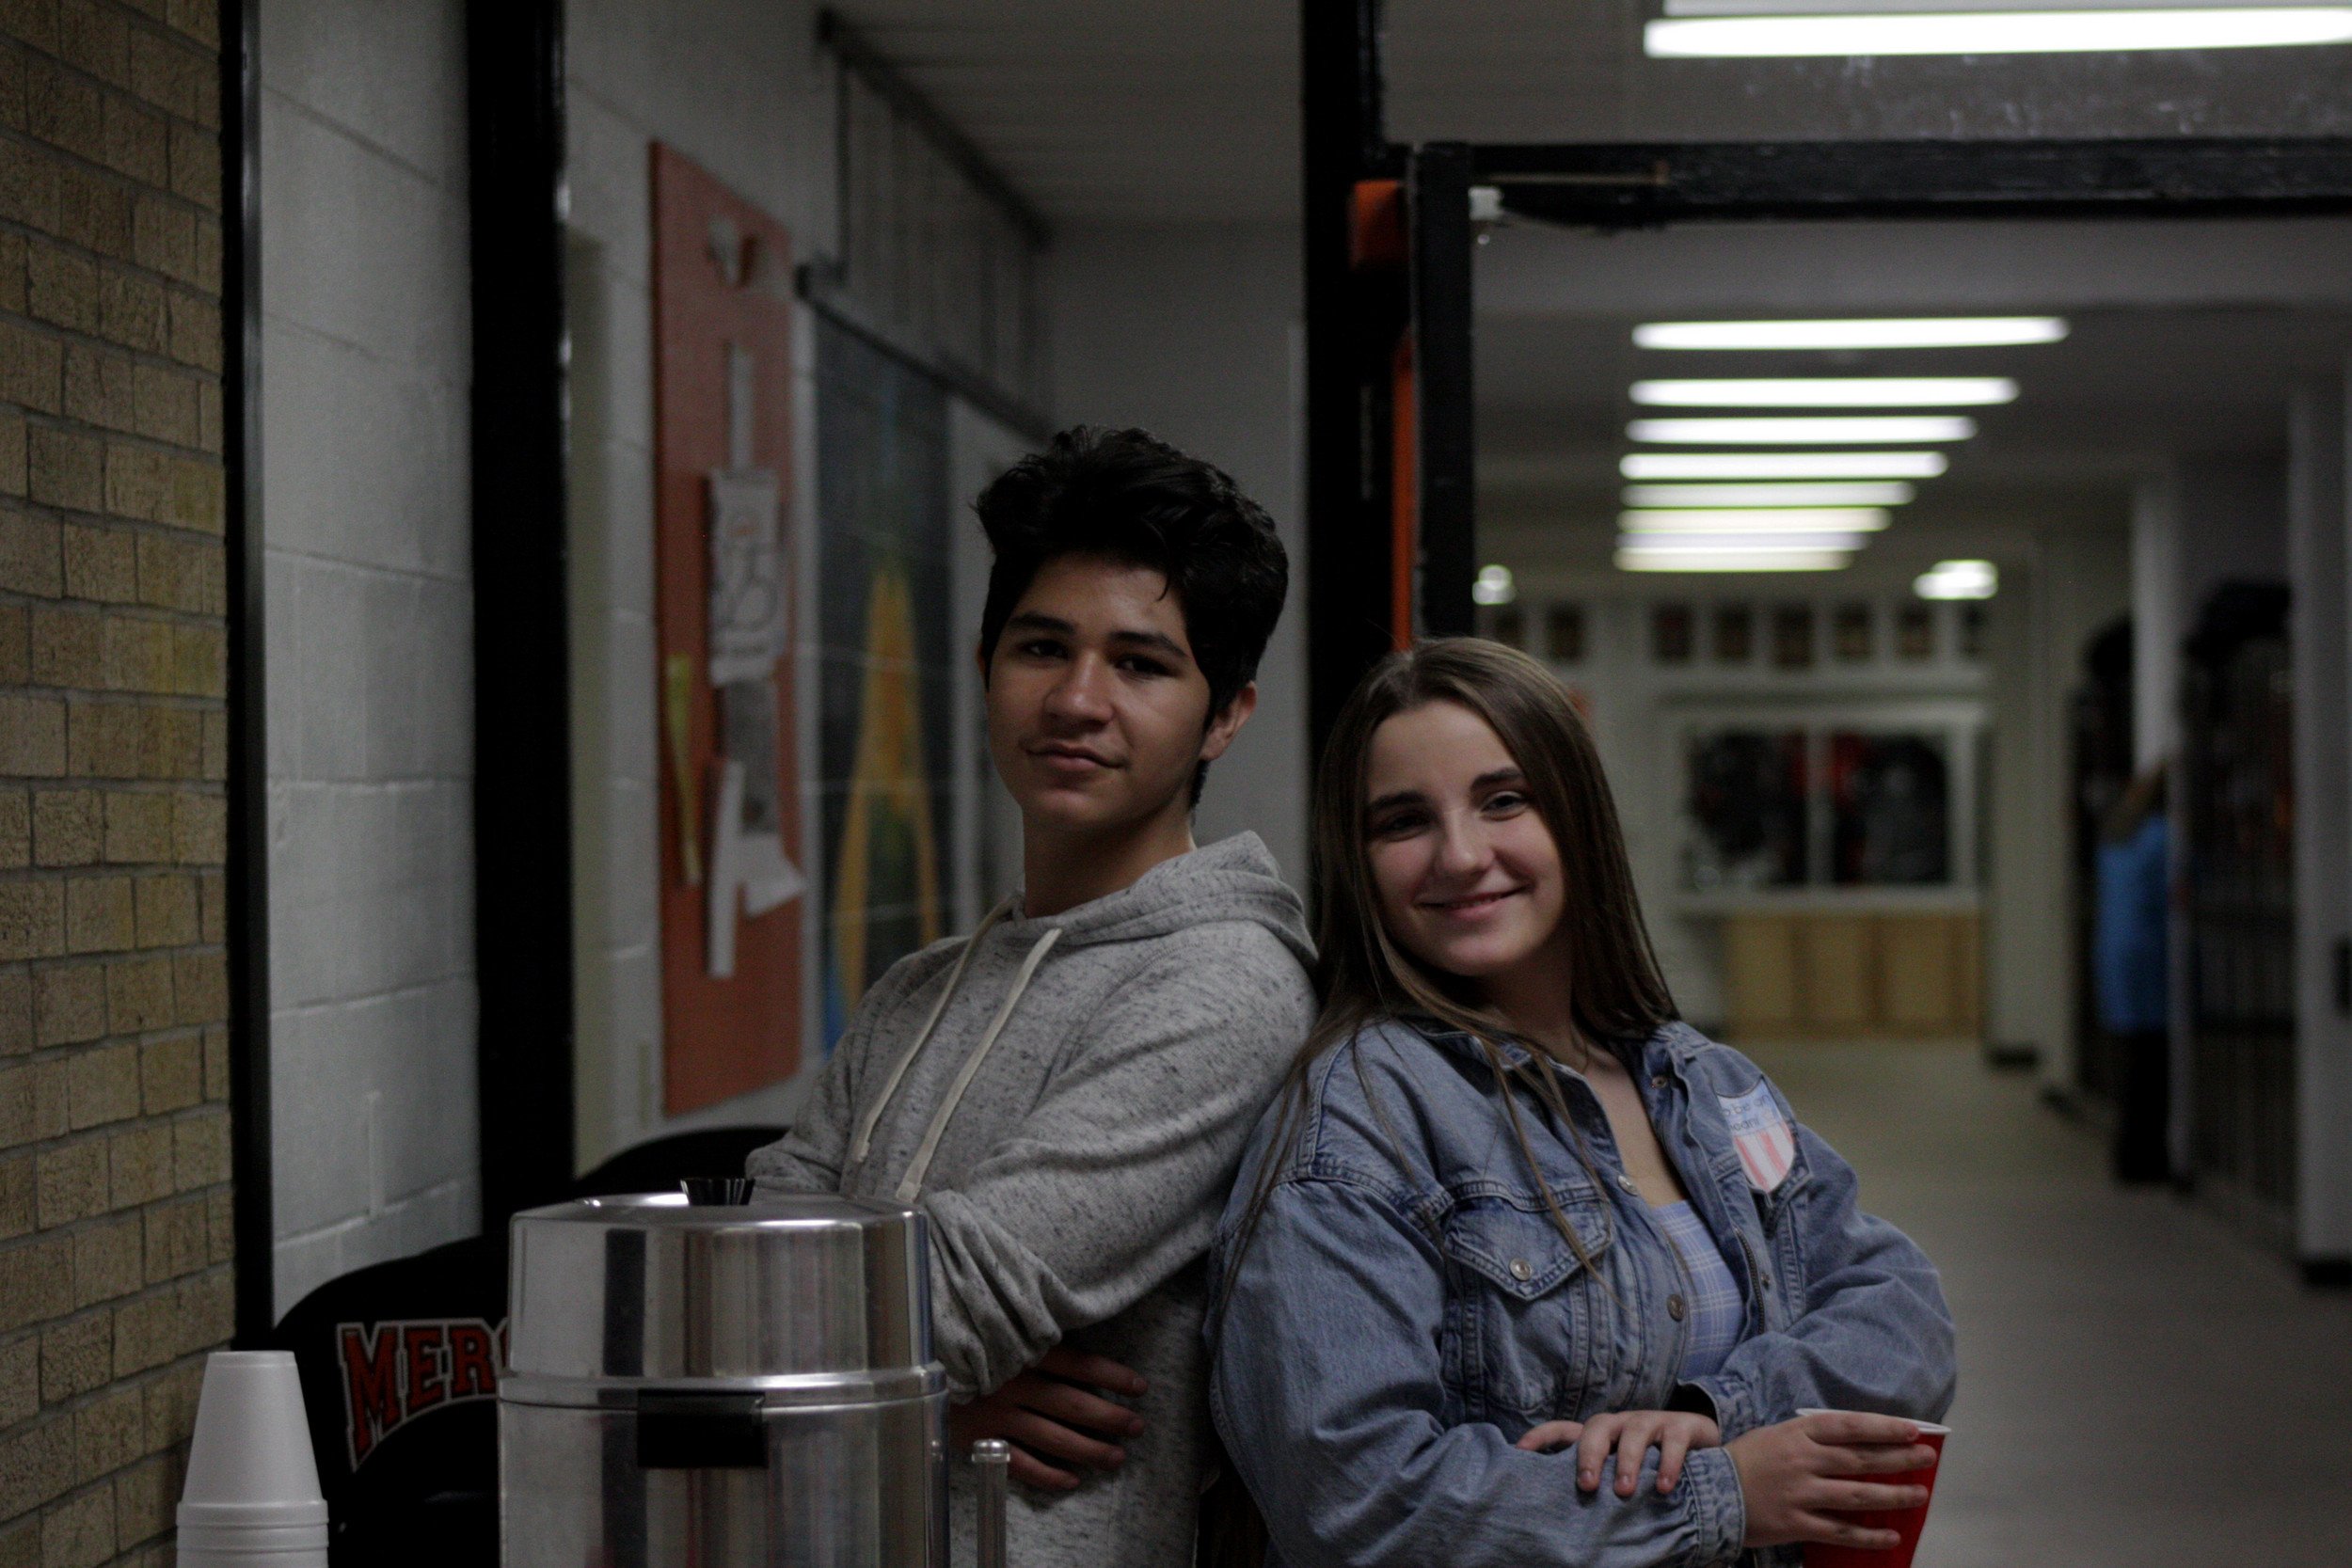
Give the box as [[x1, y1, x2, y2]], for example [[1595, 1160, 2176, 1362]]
[[176, 1351, 329, 1568]]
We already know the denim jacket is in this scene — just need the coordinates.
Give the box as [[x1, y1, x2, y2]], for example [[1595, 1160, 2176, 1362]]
[[1204, 1017, 1956, 1568]]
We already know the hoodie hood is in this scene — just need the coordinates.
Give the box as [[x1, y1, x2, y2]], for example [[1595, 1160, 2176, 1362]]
[[1002, 831, 1314, 968]]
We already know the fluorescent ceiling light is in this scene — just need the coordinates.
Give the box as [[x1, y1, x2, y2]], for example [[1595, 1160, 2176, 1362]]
[[1630, 416, 1978, 445], [1621, 508, 1890, 534], [1623, 451, 1949, 480], [1672, 0, 2345, 8], [1634, 317, 2068, 351], [1621, 531, 1873, 552], [1618, 531, 1872, 549], [1915, 559, 2000, 599], [1472, 563, 1518, 606], [1618, 546, 1852, 573], [1631, 377, 2017, 407], [1646, 7, 2352, 57], [1624, 482, 1916, 507]]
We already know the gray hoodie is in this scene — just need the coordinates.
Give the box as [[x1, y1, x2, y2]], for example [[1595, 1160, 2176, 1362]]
[[748, 832, 1317, 1568]]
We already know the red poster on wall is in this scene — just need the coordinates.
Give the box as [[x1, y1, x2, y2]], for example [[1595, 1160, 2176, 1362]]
[[650, 143, 801, 1114]]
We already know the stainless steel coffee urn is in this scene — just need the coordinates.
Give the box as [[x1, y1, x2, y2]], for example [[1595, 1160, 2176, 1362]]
[[501, 1191, 977, 1567]]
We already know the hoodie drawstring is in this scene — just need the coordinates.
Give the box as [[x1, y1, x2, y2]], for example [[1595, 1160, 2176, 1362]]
[[893, 924, 1062, 1202], [848, 895, 1018, 1170]]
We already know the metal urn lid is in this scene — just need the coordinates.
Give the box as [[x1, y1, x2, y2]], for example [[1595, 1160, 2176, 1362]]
[[502, 1193, 940, 1408]]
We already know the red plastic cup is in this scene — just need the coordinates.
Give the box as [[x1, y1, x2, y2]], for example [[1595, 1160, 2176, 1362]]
[[1794, 1409, 1949, 1568]]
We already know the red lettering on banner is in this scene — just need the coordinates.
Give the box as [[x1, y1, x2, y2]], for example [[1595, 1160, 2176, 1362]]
[[403, 1323, 449, 1414], [336, 1317, 507, 1470], [339, 1323, 402, 1466], [447, 1323, 498, 1399]]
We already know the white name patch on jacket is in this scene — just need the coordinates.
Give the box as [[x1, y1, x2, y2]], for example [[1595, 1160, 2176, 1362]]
[[1720, 1083, 1798, 1193]]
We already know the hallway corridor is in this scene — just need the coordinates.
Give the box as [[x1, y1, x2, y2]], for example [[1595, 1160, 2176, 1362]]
[[1751, 1043, 2352, 1567]]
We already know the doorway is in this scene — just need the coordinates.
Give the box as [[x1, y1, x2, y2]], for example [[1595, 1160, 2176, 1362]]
[[1302, 3, 2352, 1272]]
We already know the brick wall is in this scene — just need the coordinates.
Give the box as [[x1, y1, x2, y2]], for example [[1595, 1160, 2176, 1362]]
[[0, 3, 234, 1566]]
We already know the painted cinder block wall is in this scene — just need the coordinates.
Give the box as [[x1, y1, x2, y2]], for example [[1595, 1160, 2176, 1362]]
[[0, 1, 236, 1563], [258, 0, 476, 1316]]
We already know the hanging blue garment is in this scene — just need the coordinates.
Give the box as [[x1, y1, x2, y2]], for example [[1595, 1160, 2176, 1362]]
[[2094, 814, 2169, 1035]]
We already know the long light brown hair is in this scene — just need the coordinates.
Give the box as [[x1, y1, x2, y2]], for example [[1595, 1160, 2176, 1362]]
[[1228, 637, 1676, 1275], [1311, 638, 1677, 1059], [1200, 640, 1679, 1565]]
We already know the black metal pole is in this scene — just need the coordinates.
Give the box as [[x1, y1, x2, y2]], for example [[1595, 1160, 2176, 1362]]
[[1410, 143, 1474, 640], [220, 0, 273, 1344], [467, 0, 576, 1226], [1302, 0, 1391, 764]]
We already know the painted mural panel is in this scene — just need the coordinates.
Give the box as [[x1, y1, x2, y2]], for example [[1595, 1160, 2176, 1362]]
[[815, 319, 960, 1050]]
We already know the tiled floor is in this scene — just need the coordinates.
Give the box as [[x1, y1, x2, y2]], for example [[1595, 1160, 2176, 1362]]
[[1747, 1041, 2352, 1568]]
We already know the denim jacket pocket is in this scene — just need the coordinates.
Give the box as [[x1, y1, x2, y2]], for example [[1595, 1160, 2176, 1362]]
[[1438, 1189, 1613, 1425]]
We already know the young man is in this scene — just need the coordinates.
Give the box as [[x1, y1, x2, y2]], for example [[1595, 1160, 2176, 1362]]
[[748, 427, 1315, 1568]]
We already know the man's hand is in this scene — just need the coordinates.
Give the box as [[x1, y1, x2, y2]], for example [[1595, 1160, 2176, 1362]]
[[1516, 1410, 1722, 1496], [1725, 1410, 1938, 1550], [948, 1347, 1150, 1492]]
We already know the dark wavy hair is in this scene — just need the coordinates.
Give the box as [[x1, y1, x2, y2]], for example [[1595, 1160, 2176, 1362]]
[[974, 426, 1289, 805]]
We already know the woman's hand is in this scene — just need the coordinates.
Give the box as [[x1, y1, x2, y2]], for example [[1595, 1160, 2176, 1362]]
[[1724, 1410, 1939, 1550], [1516, 1410, 1723, 1496], [948, 1347, 1149, 1492]]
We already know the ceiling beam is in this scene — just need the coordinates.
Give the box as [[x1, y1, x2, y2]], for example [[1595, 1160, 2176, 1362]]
[[1480, 138, 2352, 228]]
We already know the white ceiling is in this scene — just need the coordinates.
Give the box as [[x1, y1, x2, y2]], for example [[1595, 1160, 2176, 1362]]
[[1474, 214, 2352, 576], [832, 2, 2352, 227], [1478, 214, 2352, 474], [828, 1, 1298, 224], [1380, 0, 2352, 146], [833, 5, 2352, 570]]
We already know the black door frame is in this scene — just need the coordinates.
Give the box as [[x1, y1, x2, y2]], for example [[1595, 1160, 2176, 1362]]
[[221, 0, 270, 1345], [1301, 3, 2352, 1284], [219, 0, 580, 1333], [468, 0, 576, 1230], [1299, 1, 2352, 764]]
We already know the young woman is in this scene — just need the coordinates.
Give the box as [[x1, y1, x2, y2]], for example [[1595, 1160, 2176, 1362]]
[[1206, 640, 1955, 1567]]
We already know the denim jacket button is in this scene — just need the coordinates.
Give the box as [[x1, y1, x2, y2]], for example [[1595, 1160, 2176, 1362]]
[[1668, 1294, 1687, 1322], [1650, 1075, 1668, 1090], [1616, 1172, 1639, 1196], [1509, 1258, 1534, 1282]]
